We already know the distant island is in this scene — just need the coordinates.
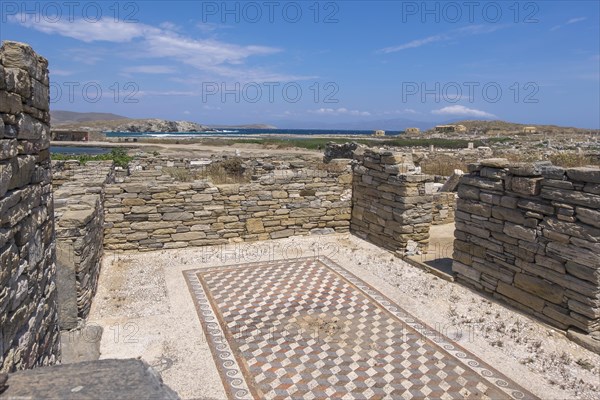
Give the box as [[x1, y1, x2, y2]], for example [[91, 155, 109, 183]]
[[50, 110, 597, 135], [50, 110, 277, 133]]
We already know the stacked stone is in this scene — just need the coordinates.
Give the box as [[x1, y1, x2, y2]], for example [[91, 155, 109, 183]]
[[54, 195, 104, 329], [351, 149, 434, 256], [453, 158, 600, 333], [323, 142, 362, 163], [0, 41, 59, 371], [52, 160, 114, 330], [52, 160, 114, 189], [432, 192, 457, 225], [103, 164, 352, 251]]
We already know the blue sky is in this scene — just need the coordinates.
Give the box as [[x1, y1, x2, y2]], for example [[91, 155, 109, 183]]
[[1, 1, 599, 128]]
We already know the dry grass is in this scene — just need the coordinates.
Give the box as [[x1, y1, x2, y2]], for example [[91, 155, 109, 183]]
[[548, 153, 599, 167], [163, 167, 201, 182], [164, 157, 250, 184], [501, 151, 600, 167], [420, 155, 468, 176]]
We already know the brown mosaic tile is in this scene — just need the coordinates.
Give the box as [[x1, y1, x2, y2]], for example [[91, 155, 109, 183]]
[[185, 257, 537, 400]]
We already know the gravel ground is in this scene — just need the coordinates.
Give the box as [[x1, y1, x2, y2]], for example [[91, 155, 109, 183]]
[[90, 233, 600, 400]]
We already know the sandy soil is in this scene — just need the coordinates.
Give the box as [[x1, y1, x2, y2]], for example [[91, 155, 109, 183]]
[[88, 233, 600, 400], [52, 140, 323, 158]]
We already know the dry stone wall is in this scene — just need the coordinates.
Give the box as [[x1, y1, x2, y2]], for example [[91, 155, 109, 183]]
[[103, 164, 352, 251], [351, 149, 434, 255], [52, 160, 114, 329], [0, 41, 59, 371], [453, 159, 600, 333], [432, 192, 457, 225]]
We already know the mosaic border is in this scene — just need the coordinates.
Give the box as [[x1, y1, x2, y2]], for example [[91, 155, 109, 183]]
[[184, 256, 537, 400]]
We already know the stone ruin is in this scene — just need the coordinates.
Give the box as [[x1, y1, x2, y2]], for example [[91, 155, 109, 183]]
[[0, 41, 59, 371], [351, 149, 433, 256], [2, 40, 600, 392], [453, 159, 600, 334]]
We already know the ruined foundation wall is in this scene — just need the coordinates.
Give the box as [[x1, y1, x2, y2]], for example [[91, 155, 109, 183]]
[[103, 165, 352, 251], [0, 41, 59, 371], [432, 192, 456, 225], [350, 149, 434, 255], [53, 160, 114, 329], [453, 159, 600, 333]]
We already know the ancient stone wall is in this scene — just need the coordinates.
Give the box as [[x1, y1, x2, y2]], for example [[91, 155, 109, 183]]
[[453, 159, 600, 333], [51, 160, 115, 189], [0, 41, 59, 371], [52, 160, 114, 329], [351, 149, 434, 256], [103, 164, 352, 251], [432, 192, 456, 225]]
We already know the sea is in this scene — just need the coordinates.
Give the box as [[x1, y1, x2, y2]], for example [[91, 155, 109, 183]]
[[51, 128, 404, 154], [105, 128, 404, 138]]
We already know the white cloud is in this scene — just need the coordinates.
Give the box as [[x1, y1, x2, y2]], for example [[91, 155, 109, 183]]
[[123, 65, 177, 74], [10, 14, 296, 82], [551, 17, 586, 31], [310, 107, 371, 116], [431, 105, 496, 118], [183, 110, 191, 115], [378, 25, 503, 54], [12, 15, 149, 42], [196, 22, 233, 33]]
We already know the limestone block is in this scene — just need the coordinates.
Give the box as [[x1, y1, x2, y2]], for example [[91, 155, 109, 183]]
[[510, 177, 543, 196], [171, 232, 206, 241], [541, 187, 600, 209], [163, 211, 193, 221], [567, 167, 600, 184], [514, 273, 563, 304], [30, 78, 49, 111], [540, 165, 565, 180], [541, 218, 599, 243], [576, 206, 600, 228], [270, 229, 294, 239], [503, 222, 536, 242], [456, 199, 491, 218], [491, 206, 525, 224], [565, 261, 600, 284], [246, 218, 265, 234], [8, 155, 35, 190], [460, 176, 504, 191], [452, 261, 481, 282], [496, 281, 545, 312], [4, 68, 31, 98], [0, 91, 22, 114], [122, 198, 145, 206]]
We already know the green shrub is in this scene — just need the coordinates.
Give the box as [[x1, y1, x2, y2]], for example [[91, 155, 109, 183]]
[[51, 147, 133, 168]]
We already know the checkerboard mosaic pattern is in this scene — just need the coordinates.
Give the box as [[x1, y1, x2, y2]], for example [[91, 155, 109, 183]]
[[185, 257, 537, 400]]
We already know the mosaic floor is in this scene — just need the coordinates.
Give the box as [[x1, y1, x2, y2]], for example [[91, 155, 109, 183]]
[[184, 257, 537, 400]]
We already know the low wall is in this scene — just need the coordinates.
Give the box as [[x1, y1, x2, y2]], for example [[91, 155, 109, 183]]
[[432, 192, 456, 225], [0, 41, 59, 371], [351, 149, 434, 255], [54, 194, 104, 329], [453, 159, 600, 333], [52, 160, 114, 329], [103, 165, 352, 251]]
